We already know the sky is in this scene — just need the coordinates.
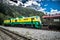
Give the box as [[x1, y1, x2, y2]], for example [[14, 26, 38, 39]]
[[24, 0, 60, 14], [9, 0, 60, 14], [39, 0, 60, 14]]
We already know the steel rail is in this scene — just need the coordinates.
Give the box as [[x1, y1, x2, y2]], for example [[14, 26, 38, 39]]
[[0, 27, 34, 40]]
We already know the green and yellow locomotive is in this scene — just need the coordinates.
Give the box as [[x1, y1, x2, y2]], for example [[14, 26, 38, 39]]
[[3, 16, 42, 29]]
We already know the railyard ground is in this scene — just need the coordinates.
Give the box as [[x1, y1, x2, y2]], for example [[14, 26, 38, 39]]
[[0, 26, 60, 40]]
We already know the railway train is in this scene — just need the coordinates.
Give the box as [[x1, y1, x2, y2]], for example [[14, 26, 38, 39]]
[[3, 16, 42, 29], [43, 14, 60, 30]]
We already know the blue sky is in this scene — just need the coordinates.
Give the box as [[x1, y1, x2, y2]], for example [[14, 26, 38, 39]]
[[24, 0, 60, 14], [40, 1, 60, 12], [9, 0, 60, 14]]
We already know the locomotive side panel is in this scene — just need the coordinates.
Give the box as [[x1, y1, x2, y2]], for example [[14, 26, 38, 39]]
[[3, 16, 42, 29]]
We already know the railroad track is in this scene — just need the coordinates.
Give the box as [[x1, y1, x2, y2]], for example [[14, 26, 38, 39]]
[[3, 26, 60, 32], [0, 27, 36, 40], [3, 25, 60, 31]]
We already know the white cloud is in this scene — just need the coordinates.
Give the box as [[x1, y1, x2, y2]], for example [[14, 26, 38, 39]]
[[52, 0, 60, 1], [44, 4, 48, 6], [9, 1, 23, 6], [8, 0, 60, 15], [23, 1, 40, 7], [38, 7, 46, 11], [47, 9, 60, 14], [51, 9, 57, 12], [36, 0, 41, 1], [22, 0, 46, 14]]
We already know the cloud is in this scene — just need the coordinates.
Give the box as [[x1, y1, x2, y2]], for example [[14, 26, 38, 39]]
[[22, 0, 46, 10], [44, 4, 48, 6], [47, 9, 60, 14], [22, 0, 47, 14], [34, 0, 39, 1], [8, 0, 60, 15], [38, 7, 46, 11], [52, 0, 60, 1], [23, 1, 40, 7], [9, 1, 23, 6]]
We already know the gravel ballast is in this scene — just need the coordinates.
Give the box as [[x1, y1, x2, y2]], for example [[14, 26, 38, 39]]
[[1, 26, 60, 40]]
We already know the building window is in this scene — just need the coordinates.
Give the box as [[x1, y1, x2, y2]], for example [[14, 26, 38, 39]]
[[54, 19, 60, 22]]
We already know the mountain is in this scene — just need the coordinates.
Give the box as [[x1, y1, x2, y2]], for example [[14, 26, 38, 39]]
[[0, 3, 44, 25], [1, 0, 42, 11]]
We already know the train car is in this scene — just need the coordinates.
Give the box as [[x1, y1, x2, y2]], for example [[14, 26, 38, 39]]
[[3, 16, 42, 29], [42, 14, 60, 30]]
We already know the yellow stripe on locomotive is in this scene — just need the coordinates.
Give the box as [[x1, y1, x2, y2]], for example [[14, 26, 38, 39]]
[[3, 16, 42, 29]]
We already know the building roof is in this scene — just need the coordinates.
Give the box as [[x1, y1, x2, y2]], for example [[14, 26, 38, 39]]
[[42, 14, 60, 19]]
